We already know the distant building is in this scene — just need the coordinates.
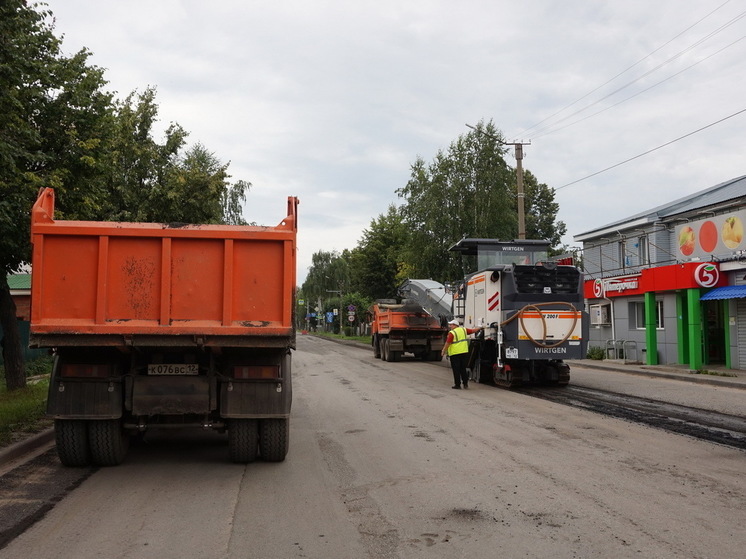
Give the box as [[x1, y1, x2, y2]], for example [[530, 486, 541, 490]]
[[8, 273, 31, 320], [2, 273, 46, 362], [575, 175, 746, 371]]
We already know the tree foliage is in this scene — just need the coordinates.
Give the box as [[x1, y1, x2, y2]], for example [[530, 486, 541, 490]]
[[395, 119, 566, 282], [101, 89, 250, 225], [395, 120, 514, 283], [299, 250, 374, 333], [0, 0, 114, 389], [0, 1, 251, 389], [300, 250, 350, 308], [347, 205, 409, 301]]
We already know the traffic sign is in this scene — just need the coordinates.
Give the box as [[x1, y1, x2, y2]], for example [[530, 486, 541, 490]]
[[348, 315, 355, 322]]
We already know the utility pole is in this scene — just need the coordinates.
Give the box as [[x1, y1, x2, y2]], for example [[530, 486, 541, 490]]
[[465, 124, 530, 240], [514, 141, 528, 240]]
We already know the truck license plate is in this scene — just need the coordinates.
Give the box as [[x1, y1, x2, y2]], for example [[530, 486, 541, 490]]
[[505, 347, 519, 359], [147, 363, 199, 375]]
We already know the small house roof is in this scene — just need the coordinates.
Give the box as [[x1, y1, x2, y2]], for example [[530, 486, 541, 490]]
[[7, 274, 31, 290], [574, 174, 746, 241]]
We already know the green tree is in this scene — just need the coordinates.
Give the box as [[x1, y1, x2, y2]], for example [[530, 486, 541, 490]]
[[396, 120, 513, 282], [347, 204, 409, 300], [301, 250, 350, 308], [396, 119, 565, 282], [102, 89, 249, 225], [0, 0, 114, 389], [0, 3, 251, 390]]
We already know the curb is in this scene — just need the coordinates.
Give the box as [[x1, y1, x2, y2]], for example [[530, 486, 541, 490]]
[[569, 362, 746, 390], [0, 428, 55, 470]]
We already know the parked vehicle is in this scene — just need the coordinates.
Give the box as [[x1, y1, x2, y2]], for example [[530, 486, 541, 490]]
[[29, 188, 298, 465], [369, 285, 448, 362]]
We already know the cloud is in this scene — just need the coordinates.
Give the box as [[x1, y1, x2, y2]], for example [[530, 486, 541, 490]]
[[46, 0, 746, 283]]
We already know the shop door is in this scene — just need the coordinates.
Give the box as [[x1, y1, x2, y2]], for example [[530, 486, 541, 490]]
[[703, 300, 725, 365]]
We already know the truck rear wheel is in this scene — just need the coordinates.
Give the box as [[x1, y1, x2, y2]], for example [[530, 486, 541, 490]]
[[229, 419, 259, 463], [373, 335, 381, 359], [259, 418, 289, 462], [54, 419, 90, 467], [88, 419, 129, 466]]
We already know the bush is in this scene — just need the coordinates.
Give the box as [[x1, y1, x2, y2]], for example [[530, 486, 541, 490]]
[[586, 346, 605, 360]]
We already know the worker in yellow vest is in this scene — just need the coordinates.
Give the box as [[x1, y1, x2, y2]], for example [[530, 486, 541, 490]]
[[441, 319, 483, 389]]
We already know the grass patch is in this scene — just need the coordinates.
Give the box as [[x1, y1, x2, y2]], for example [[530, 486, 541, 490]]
[[0, 355, 54, 447]]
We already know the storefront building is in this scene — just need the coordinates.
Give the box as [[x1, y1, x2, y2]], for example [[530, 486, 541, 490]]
[[575, 175, 746, 371]]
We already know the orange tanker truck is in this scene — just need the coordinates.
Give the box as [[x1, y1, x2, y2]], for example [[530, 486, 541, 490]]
[[29, 188, 298, 466]]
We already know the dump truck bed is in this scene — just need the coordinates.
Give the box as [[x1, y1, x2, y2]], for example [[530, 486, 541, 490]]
[[30, 188, 298, 348]]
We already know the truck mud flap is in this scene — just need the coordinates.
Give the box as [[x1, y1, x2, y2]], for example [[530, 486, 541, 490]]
[[132, 376, 211, 415], [220, 380, 291, 418], [387, 339, 405, 352], [47, 380, 123, 419]]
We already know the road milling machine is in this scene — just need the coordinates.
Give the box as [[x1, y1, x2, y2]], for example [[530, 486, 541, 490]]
[[450, 238, 588, 388]]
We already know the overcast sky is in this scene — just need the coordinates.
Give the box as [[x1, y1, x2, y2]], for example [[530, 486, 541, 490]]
[[43, 0, 746, 284]]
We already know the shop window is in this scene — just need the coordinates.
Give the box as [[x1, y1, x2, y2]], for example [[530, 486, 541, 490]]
[[636, 235, 649, 266], [618, 240, 627, 271], [630, 300, 663, 330]]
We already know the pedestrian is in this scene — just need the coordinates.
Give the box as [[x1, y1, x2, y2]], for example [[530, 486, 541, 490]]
[[441, 319, 483, 389]]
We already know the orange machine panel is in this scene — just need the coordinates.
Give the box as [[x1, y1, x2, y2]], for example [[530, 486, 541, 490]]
[[30, 188, 298, 341]]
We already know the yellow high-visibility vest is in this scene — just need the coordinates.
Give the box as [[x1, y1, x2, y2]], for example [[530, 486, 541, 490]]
[[447, 327, 469, 356]]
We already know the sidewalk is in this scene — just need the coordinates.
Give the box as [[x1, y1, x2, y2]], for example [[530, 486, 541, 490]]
[[567, 359, 746, 390]]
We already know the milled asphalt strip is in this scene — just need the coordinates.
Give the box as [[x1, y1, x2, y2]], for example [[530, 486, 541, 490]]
[[0, 446, 96, 550]]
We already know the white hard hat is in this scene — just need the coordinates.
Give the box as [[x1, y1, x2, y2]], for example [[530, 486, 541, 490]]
[[448, 319, 459, 325]]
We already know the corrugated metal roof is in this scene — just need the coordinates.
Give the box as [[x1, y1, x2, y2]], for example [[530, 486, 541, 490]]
[[7, 274, 31, 290], [575, 174, 746, 240], [700, 285, 746, 301]]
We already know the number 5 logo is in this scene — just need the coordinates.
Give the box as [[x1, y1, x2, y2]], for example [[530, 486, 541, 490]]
[[694, 263, 719, 288], [592, 278, 604, 298]]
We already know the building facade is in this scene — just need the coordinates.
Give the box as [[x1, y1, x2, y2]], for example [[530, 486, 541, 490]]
[[575, 175, 746, 371]]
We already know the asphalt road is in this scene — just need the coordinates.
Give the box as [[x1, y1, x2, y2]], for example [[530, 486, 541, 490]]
[[1, 335, 744, 558]]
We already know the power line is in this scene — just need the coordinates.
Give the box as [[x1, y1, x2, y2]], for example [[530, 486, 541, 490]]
[[514, 1, 736, 139], [555, 107, 746, 190], [527, 8, 746, 139], [534, 34, 746, 139]]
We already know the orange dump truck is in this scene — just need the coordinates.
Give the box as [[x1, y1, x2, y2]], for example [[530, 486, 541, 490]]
[[29, 188, 298, 466], [370, 301, 446, 362]]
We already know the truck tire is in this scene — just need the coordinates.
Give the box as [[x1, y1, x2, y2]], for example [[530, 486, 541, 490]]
[[229, 419, 259, 463], [54, 419, 90, 467], [373, 335, 381, 359], [259, 418, 289, 462], [381, 339, 389, 362], [88, 419, 129, 466]]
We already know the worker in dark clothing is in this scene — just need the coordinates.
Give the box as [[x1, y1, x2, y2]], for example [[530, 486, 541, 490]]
[[441, 319, 483, 389]]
